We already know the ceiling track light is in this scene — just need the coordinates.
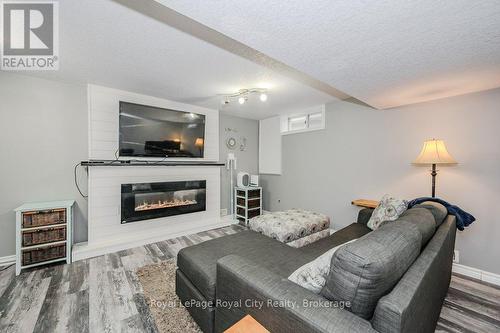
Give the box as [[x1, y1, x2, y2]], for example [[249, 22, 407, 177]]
[[219, 88, 268, 106]]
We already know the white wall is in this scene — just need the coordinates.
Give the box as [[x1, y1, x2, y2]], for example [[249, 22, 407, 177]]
[[261, 88, 500, 275], [219, 115, 259, 212], [0, 72, 88, 257], [259, 116, 282, 174], [0, 73, 260, 258]]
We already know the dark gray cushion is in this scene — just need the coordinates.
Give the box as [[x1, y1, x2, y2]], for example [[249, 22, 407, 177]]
[[321, 221, 422, 319], [356, 208, 374, 225], [177, 230, 303, 301], [299, 223, 372, 258], [176, 270, 215, 333], [216, 255, 377, 333], [178, 224, 372, 301], [398, 207, 436, 246], [414, 201, 448, 226]]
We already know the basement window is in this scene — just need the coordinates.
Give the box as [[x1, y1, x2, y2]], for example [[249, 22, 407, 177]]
[[280, 105, 325, 135]]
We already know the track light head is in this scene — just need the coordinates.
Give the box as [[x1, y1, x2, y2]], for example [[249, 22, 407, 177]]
[[220, 88, 268, 106]]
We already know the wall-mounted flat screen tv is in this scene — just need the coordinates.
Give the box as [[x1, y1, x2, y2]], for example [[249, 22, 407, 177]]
[[119, 101, 206, 158]]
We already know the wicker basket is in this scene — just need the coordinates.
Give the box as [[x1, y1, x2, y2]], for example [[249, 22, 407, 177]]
[[248, 209, 260, 219], [22, 225, 66, 247], [22, 243, 66, 266], [247, 189, 261, 199], [248, 199, 260, 209], [22, 209, 66, 228], [237, 207, 245, 216]]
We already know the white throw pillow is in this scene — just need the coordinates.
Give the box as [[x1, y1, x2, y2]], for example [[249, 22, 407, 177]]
[[367, 194, 408, 230], [287, 239, 357, 294]]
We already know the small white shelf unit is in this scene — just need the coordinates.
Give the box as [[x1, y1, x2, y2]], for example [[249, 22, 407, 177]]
[[234, 186, 262, 226], [14, 200, 74, 275]]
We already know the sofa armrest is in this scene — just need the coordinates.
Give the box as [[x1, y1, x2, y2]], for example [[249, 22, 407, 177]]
[[215, 255, 376, 333], [371, 216, 456, 333], [357, 208, 374, 225]]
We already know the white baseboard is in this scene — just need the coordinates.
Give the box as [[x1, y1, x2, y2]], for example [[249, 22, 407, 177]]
[[73, 218, 235, 261], [452, 263, 500, 287], [0, 255, 16, 267]]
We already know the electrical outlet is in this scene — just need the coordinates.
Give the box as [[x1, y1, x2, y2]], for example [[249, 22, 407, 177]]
[[220, 209, 228, 217], [453, 250, 460, 263]]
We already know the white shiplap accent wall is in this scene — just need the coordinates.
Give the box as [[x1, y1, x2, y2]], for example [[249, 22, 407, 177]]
[[88, 84, 219, 161], [74, 85, 226, 260], [74, 165, 224, 261]]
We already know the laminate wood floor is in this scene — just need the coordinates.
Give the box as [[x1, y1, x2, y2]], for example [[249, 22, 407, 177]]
[[0, 224, 498, 333]]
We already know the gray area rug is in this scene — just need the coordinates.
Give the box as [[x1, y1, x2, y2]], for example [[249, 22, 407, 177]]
[[136, 260, 202, 333]]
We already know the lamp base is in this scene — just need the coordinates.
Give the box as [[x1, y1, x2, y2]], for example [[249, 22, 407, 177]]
[[431, 163, 437, 198]]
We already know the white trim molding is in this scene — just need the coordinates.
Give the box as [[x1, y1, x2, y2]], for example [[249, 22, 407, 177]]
[[73, 217, 235, 261], [453, 263, 500, 287], [0, 255, 16, 267]]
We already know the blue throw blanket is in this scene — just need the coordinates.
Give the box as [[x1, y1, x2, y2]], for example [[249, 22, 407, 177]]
[[407, 197, 475, 231]]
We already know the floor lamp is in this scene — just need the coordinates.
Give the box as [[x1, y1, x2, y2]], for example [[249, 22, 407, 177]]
[[226, 153, 237, 217], [413, 139, 457, 198]]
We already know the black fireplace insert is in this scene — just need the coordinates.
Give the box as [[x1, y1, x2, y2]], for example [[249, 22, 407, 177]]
[[121, 180, 206, 223]]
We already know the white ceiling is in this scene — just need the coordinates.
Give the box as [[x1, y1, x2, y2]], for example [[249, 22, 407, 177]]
[[159, 0, 500, 109], [13, 0, 337, 120]]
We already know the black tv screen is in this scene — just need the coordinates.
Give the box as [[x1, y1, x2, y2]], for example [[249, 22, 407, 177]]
[[119, 102, 206, 158]]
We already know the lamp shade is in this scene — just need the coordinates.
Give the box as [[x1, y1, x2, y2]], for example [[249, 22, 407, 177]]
[[413, 139, 457, 165], [195, 138, 204, 147]]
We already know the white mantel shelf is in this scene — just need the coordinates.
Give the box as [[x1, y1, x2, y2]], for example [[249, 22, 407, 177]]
[[81, 160, 225, 167]]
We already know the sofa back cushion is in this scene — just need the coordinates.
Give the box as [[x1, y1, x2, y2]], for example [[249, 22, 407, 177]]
[[413, 201, 448, 227], [398, 207, 436, 246], [320, 221, 421, 319]]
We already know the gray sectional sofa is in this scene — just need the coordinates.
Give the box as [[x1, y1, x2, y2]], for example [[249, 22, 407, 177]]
[[176, 205, 457, 333]]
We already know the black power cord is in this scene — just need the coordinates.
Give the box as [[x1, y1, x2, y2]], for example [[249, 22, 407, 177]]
[[74, 162, 88, 198], [75, 148, 120, 198], [75, 149, 171, 198]]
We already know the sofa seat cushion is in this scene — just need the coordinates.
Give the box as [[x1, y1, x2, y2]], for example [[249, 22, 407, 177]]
[[177, 223, 371, 302], [177, 230, 305, 301], [299, 223, 372, 258], [321, 221, 422, 319]]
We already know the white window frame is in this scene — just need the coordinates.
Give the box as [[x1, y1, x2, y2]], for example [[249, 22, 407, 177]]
[[280, 105, 326, 135]]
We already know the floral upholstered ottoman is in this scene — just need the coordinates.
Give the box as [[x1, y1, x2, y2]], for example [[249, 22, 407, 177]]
[[248, 209, 331, 248]]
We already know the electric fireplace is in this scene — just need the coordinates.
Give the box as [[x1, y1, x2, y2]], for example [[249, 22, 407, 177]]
[[121, 180, 206, 223]]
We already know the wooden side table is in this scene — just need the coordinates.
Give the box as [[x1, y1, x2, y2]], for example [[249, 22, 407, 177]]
[[225, 315, 269, 333], [14, 200, 75, 275], [351, 199, 379, 209]]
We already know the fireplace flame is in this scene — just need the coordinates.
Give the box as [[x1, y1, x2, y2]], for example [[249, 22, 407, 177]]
[[135, 199, 197, 211]]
